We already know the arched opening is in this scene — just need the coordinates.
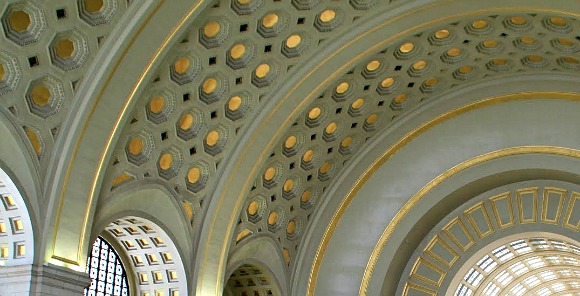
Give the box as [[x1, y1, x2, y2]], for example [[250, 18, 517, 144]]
[[394, 183, 580, 296], [224, 263, 282, 296], [86, 216, 187, 296], [0, 167, 33, 266], [454, 236, 580, 296]]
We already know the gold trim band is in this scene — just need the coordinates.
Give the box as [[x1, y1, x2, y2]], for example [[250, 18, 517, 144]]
[[304, 6, 580, 295], [359, 101, 580, 294], [306, 91, 580, 295]]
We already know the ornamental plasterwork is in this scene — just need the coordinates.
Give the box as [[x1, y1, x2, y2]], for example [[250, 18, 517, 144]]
[[0, 0, 130, 164], [233, 12, 580, 267]]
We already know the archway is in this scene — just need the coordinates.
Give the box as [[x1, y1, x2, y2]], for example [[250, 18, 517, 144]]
[[224, 263, 282, 296], [86, 216, 188, 296]]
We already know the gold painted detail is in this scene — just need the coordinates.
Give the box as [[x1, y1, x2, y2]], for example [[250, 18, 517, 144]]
[[206, 131, 220, 146], [351, 98, 365, 110], [55, 39, 75, 58], [128, 137, 143, 155], [31, 85, 51, 106], [302, 150, 315, 163], [178, 114, 194, 130], [255, 64, 270, 78], [187, 167, 201, 184], [247, 201, 259, 216], [149, 96, 165, 114], [412, 60, 427, 70], [550, 16, 567, 26], [174, 57, 190, 74], [264, 167, 276, 181], [400, 185, 580, 295], [482, 40, 498, 48], [24, 127, 42, 156], [9, 10, 30, 32], [320, 10, 336, 22], [283, 179, 294, 192], [230, 44, 246, 59], [236, 229, 252, 242], [434, 29, 450, 39], [202, 78, 217, 94], [308, 107, 321, 120], [319, 162, 331, 174], [472, 19, 488, 29], [304, 91, 580, 296], [393, 94, 407, 104], [366, 60, 381, 71], [325, 122, 337, 134], [84, 0, 104, 13], [286, 35, 301, 48], [364, 153, 580, 296], [381, 78, 394, 88], [228, 96, 243, 111], [262, 13, 278, 28], [268, 212, 278, 225], [159, 153, 173, 170], [510, 16, 527, 25], [365, 114, 378, 124], [287, 220, 296, 234], [111, 173, 133, 187], [285, 136, 297, 149], [336, 82, 350, 94], [301, 191, 312, 203], [341, 137, 353, 148], [447, 48, 462, 57], [0, 64, 4, 81], [399, 42, 415, 53], [203, 21, 220, 38]]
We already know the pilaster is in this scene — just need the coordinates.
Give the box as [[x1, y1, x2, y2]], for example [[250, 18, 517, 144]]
[[0, 264, 90, 296]]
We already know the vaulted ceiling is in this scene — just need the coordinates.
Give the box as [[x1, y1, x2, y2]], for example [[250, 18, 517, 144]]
[[1, 0, 580, 295]]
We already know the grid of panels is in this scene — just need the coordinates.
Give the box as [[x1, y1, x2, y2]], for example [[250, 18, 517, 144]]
[[454, 237, 580, 296], [104, 217, 186, 296], [225, 264, 276, 296], [84, 236, 129, 296], [0, 178, 31, 265]]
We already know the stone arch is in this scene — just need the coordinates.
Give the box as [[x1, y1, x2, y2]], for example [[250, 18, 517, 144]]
[[192, 1, 580, 294], [291, 74, 580, 295], [226, 236, 289, 296], [89, 216, 188, 296], [395, 181, 580, 295], [224, 261, 283, 296], [43, 0, 213, 268], [91, 183, 194, 295], [0, 110, 41, 266]]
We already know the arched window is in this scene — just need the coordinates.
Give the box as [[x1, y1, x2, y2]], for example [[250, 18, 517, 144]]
[[85, 236, 130, 296], [454, 237, 580, 296]]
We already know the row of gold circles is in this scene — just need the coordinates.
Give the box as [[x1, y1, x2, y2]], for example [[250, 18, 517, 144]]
[[112, 0, 377, 233], [234, 13, 580, 266]]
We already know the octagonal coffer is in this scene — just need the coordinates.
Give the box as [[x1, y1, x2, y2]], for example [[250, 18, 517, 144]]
[[0, 51, 21, 96], [125, 131, 155, 166], [2, 1, 46, 46], [78, 0, 118, 26], [49, 30, 89, 71], [25, 75, 65, 119]]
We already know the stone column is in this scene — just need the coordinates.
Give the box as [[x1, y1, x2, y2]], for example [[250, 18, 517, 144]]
[[0, 264, 90, 296]]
